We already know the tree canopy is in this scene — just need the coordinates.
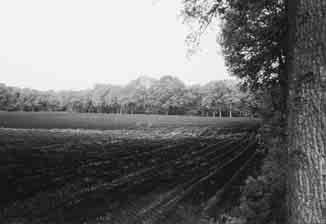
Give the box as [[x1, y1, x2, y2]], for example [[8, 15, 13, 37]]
[[183, 0, 287, 112]]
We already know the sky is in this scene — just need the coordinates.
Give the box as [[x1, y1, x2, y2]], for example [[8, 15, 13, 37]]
[[0, 0, 231, 91]]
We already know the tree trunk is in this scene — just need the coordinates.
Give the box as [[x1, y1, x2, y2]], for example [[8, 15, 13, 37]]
[[229, 104, 232, 118], [287, 1, 326, 223], [219, 108, 222, 118]]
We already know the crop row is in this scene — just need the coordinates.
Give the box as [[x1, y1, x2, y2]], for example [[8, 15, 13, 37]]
[[1, 131, 258, 223]]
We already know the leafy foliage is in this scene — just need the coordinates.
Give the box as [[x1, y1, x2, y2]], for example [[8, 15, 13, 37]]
[[182, 0, 287, 106]]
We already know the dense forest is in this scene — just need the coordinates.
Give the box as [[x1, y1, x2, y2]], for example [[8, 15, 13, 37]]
[[0, 76, 253, 117]]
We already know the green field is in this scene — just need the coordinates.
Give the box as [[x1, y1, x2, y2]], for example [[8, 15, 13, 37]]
[[0, 111, 259, 130], [0, 112, 261, 224]]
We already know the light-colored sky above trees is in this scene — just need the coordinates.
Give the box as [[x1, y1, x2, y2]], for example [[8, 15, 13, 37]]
[[0, 0, 231, 91]]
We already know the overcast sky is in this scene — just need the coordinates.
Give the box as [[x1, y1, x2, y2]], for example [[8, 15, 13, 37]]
[[0, 0, 231, 91]]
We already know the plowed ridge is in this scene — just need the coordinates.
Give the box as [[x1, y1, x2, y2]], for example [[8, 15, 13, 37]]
[[0, 127, 259, 224]]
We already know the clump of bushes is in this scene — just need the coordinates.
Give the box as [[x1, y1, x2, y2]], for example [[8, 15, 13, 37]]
[[222, 120, 286, 223]]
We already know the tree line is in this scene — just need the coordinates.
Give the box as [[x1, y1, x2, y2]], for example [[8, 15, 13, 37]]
[[0, 76, 253, 117]]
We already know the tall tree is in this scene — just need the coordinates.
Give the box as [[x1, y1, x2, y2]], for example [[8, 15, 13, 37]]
[[286, 1, 326, 223], [182, 0, 326, 223]]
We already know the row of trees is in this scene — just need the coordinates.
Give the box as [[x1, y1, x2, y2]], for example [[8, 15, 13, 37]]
[[0, 76, 253, 117]]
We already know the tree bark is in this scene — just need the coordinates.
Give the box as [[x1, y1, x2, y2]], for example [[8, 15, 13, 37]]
[[287, 0, 326, 223]]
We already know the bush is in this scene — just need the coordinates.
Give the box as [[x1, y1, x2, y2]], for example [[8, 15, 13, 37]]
[[218, 116, 287, 224]]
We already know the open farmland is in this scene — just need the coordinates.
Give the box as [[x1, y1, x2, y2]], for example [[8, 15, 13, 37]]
[[0, 113, 261, 224], [0, 111, 258, 130]]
